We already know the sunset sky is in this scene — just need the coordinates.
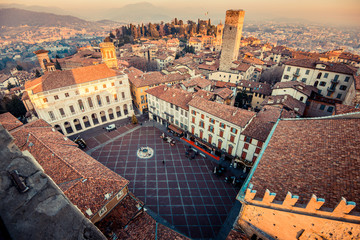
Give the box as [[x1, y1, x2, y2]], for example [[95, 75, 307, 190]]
[[1, 0, 360, 26]]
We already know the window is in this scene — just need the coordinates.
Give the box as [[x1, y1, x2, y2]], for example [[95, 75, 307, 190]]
[[54, 95, 59, 100], [116, 190, 124, 200], [255, 147, 261, 154], [245, 136, 252, 143], [191, 125, 195, 134], [231, 127, 237, 134], [201, 114, 204, 119], [48, 111, 55, 120], [192, 117, 195, 123], [114, 94, 118, 101], [85, 88, 89, 93], [111, 82, 115, 86], [319, 81, 326, 87], [103, 84, 106, 89], [324, 73, 329, 78], [78, 100, 84, 111], [119, 81, 123, 85], [185, 112, 187, 117], [287, 67, 291, 71], [305, 70, 310, 75], [336, 93, 342, 99], [65, 93, 69, 97], [244, 143, 249, 150], [219, 130, 224, 138], [94, 86, 98, 91], [228, 145, 233, 155], [257, 141, 263, 148], [300, 96, 304, 102], [334, 75, 339, 81], [208, 134, 212, 144], [326, 92, 332, 97], [209, 125, 214, 133], [339, 85, 347, 91], [122, 92, 125, 99], [199, 121, 204, 128], [241, 151, 247, 159], [96, 95, 102, 106], [199, 130, 203, 139], [317, 72, 322, 79], [98, 206, 107, 217], [345, 76, 350, 82], [209, 118, 215, 124], [69, 105, 75, 114], [106, 96, 110, 104], [230, 135, 235, 143], [218, 139, 222, 149], [301, 78, 307, 83], [192, 110, 196, 115], [319, 104, 325, 110], [43, 98, 48, 103], [219, 123, 225, 128], [252, 156, 257, 162], [283, 75, 289, 80], [175, 120, 179, 125], [327, 106, 334, 113], [59, 108, 65, 117]]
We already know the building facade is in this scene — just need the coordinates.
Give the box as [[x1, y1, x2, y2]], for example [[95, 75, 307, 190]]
[[24, 64, 133, 136]]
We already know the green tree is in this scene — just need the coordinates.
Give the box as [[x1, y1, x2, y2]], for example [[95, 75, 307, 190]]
[[131, 114, 138, 125], [35, 69, 41, 78], [235, 89, 250, 109], [55, 59, 62, 70], [4, 95, 27, 118]]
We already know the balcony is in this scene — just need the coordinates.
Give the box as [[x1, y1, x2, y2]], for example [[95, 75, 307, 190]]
[[293, 72, 300, 77], [327, 87, 335, 92]]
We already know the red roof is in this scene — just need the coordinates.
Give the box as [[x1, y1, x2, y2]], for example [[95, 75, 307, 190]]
[[0, 112, 23, 131]]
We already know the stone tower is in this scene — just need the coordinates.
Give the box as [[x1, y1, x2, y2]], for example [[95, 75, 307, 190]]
[[216, 21, 224, 46], [99, 41, 118, 69], [34, 49, 51, 73], [219, 10, 245, 72]]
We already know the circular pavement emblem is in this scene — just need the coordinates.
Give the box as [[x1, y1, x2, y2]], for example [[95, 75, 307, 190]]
[[137, 147, 154, 159]]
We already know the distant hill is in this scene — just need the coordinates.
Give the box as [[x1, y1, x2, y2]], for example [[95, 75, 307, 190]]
[[104, 2, 171, 23], [0, 8, 99, 29]]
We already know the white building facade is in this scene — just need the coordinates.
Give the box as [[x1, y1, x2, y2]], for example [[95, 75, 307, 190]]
[[25, 64, 133, 136]]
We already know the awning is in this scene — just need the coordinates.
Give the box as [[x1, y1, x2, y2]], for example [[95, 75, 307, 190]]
[[168, 124, 183, 135]]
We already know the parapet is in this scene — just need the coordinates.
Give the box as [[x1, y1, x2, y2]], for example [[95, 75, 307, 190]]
[[243, 184, 359, 222], [225, 9, 245, 26]]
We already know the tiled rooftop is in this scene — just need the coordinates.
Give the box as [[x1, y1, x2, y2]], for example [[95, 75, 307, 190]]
[[262, 94, 306, 116], [273, 81, 318, 97], [250, 117, 360, 213], [0, 112, 23, 131], [91, 127, 240, 239], [25, 64, 118, 93], [182, 77, 212, 89], [284, 59, 357, 75], [189, 97, 256, 128]]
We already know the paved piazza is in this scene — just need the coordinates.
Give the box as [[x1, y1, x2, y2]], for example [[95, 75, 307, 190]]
[[90, 127, 240, 239]]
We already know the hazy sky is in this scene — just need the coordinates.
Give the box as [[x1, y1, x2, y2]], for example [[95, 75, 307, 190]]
[[1, 0, 360, 26]]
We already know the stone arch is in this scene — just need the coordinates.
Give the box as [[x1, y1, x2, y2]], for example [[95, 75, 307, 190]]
[[73, 118, 82, 131], [54, 124, 63, 134], [64, 121, 73, 134], [116, 106, 122, 117], [100, 111, 107, 122], [83, 116, 91, 128], [91, 113, 99, 125], [108, 108, 114, 120], [123, 104, 128, 115]]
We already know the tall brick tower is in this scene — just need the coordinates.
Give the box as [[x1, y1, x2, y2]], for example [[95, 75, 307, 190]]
[[100, 40, 118, 69], [219, 10, 245, 72], [33, 49, 51, 73]]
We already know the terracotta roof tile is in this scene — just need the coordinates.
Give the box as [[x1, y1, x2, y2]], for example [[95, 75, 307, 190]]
[[0, 112, 23, 131], [182, 77, 211, 89], [25, 64, 118, 94], [10, 119, 129, 218], [250, 117, 360, 213], [192, 89, 214, 101], [146, 85, 194, 110], [284, 59, 357, 75], [238, 80, 272, 96], [241, 106, 283, 142], [273, 81, 318, 97], [189, 97, 256, 127], [213, 87, 233, 99], [262, 95, 306, 116], [335, 103, 360, 115]]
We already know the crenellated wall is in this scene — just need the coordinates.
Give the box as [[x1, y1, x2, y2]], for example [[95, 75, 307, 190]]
[[238, 185, 360, 240]]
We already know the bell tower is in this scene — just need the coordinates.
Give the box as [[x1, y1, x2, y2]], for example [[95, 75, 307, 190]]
[[34, 49, 51, 73], [216, 21, 224, 46], [99, 40, 118, 69]]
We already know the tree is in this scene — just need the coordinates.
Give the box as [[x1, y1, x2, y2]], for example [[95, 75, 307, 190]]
[[55, 59, 62, 70], [16, 65, 23, 71], [35, 69, 41, 78], [131, 114, 138, 125], [4, 95, 27, 118], [234, 89, 250, 109], [260, 66, 284, 86]]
